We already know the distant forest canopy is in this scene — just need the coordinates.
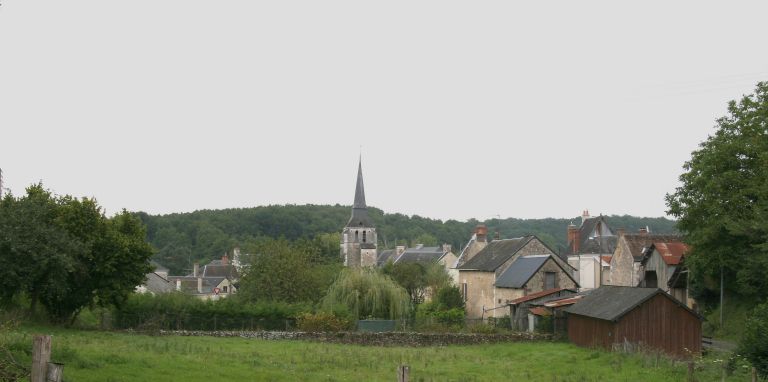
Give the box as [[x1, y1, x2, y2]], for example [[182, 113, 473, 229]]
[[134, 204, 678, 274]]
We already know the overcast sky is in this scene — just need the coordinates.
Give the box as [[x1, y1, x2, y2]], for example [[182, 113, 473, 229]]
[[1, 1, 767, 221]]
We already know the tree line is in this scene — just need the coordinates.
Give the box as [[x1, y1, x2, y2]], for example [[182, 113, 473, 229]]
[[135, 205, 677, 274]]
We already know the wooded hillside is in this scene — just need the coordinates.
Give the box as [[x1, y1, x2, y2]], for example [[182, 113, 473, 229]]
[[134, 205, 676, 274]]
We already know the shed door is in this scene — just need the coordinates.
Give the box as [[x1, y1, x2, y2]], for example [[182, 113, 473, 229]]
[[545, 272, 556, 290]]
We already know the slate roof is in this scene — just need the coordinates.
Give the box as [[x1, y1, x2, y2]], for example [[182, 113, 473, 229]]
[[565, 216, 617, 255], [142, 272, 174, 294], [395, 246, 445, 264], [564, 285, 701, 322], [495, 255, 551, 288], [457, 236, 533, 271], [622, 234, 682, 261], [203, 264, 238, 279], [377, 249, 396, 266]]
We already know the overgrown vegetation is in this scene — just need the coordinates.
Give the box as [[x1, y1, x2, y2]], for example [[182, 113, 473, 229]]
[[739, 302, 768, 378]]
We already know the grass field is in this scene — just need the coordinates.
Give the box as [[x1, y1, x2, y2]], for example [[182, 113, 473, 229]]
[[2, 326, 753, 381]]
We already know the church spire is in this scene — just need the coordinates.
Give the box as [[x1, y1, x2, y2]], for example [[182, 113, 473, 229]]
[[353, 157, 366, 208], [347, 157, 373, 228]]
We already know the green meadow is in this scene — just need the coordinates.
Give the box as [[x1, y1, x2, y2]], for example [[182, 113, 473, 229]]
[[3, 326, 752, 381]]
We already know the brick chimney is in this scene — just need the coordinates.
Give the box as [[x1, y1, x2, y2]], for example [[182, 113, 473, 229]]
[[617, 228, 626, 237], [221, 254, 229, 265], [197, 277, 202, 293], [475, 225, 488, 243], [442, 244, 452, 253], [193, 262, 199, 277], [493, 231, 501, 240], [568, 223, 580, 253]]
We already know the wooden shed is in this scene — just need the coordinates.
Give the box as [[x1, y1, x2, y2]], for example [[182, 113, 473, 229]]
[[565, 286, 702, 357]]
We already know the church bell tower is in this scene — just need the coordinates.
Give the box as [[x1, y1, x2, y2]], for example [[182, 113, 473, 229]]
[[341, 158, 377, 267]]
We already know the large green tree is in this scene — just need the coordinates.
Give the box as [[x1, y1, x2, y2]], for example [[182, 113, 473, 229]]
[[0, 184, 153, 323], [237, 238, 342, 303], [666, 82, 768, 301]]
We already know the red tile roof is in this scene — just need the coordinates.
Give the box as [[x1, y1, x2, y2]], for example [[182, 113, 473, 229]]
[[601, 255, 612, 264], [509, 288, 568, 305], [654, 242, 689, 265]]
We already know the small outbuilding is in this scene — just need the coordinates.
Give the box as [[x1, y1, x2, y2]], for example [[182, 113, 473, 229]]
[[565, 286, 702, 357]]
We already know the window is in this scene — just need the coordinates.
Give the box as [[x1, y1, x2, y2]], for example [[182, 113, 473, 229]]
[[644, 271, 658, 288], [544, 272, 557, 290], [362, 231, 367, 243], [355, 230, 359, 241], [461, 283, 468, 302], [223, 286, 228, 293]]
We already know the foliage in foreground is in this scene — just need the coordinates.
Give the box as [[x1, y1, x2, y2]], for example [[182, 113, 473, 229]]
[[322, 269, 411, 320], [666, 81, 768, 303], [0, 184, 153, 324], [739, 302, 768, 378]]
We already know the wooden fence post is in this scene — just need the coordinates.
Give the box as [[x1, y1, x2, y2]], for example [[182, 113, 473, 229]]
[[397, 365, 410, 382], [31, 335, 52, 382], [46, 362, 64, 382], [686, 361, 694, 382]]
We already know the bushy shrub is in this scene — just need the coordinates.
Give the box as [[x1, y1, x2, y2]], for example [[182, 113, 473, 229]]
[[435, 286, 464, 310], [296, 312, 352, 332], [739, 302, 768, 377], [113, 293, 311, 331]]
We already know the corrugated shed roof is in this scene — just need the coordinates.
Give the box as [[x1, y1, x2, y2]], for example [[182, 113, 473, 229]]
[[495, 255, 550, 288], [565, 286, 676, 321], [652, 242, 689, 265], [457, 236, 532, 271], [530, 307, 552, 316], [509, 288, 573, 305]]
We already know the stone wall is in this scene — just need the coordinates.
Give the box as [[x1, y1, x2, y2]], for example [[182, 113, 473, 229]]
[[156, 330, 551, 346]]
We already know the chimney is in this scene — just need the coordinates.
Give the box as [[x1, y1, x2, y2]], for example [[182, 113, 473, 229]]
[[197, 277, 202, 293], [396, 245, 406, 257], [581, 209, 591, 225], [176, 279, 181, 291], [639, 227, 648, 235], [193, 262, 199, 277], [475, 225, 488, 243], [493, 231, 501, 240], [222, 254, 228, 265], [617, 228, 626, 237], [442, 244, 452, 253], [568, 223, 580, 253]]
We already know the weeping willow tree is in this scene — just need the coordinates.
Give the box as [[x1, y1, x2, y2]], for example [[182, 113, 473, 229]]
[[322, 268, 411, 320]]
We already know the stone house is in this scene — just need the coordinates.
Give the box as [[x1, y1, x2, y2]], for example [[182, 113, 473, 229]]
[[563, 210, 617, 290], [457, 235, 577, 319], [608, 232, 681, 287]]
